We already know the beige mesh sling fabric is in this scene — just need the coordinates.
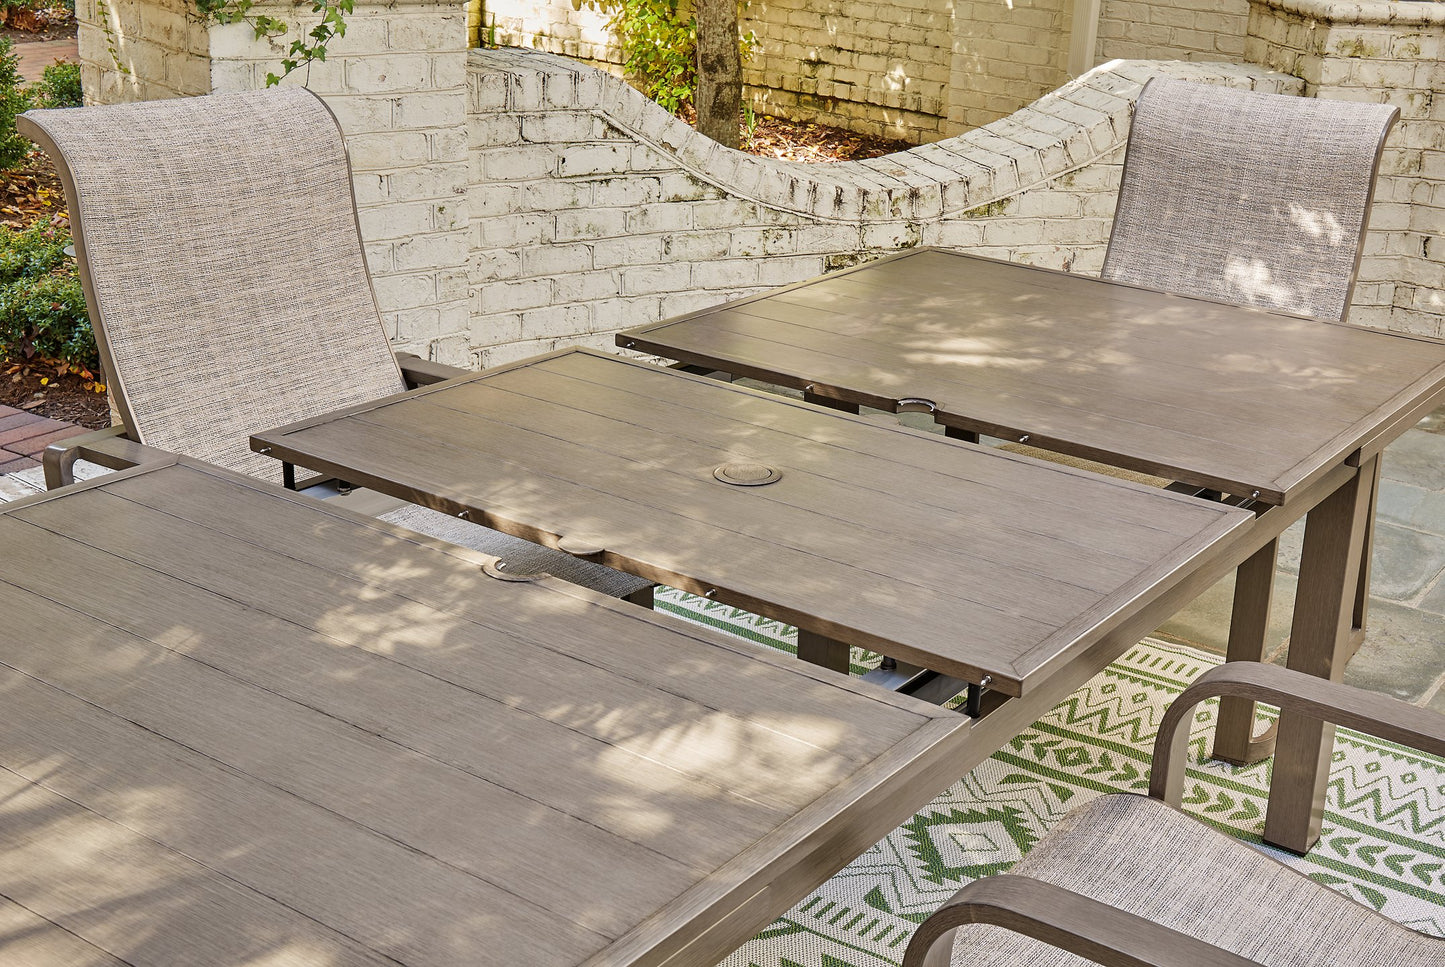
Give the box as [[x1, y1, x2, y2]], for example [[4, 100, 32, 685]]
[[24, 88, 406, 481], [1102, 78, 1399, 322], [21, 89, 651, 598], [924, 794, 1444, 966]]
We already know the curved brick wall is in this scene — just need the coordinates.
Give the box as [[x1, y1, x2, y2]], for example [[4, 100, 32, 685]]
[[466, 49, 1298, 366]]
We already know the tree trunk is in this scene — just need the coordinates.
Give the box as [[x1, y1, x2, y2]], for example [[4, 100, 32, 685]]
[[694, 0, 740, 149]]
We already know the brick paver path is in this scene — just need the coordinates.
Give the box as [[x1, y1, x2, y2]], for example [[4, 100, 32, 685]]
[[14, 37, 79, 82], [0, 403, 84, 473]]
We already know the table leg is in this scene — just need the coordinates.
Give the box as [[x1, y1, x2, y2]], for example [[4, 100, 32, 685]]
[[624, 585, 656, 609], [1263, 455, 1378, 854], [944, 426, 981, 444], [1348, 456, 1383, 661], [1210, 537, 1279, 765], [797, 628, 851, 674]]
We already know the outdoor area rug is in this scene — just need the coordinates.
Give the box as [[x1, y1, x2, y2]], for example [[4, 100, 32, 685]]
[[651, 587, 1445, 967]]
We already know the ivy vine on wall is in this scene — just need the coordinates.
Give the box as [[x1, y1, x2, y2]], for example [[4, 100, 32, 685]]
[[198, 0, 354, 84], [97, 0, 353, 85]]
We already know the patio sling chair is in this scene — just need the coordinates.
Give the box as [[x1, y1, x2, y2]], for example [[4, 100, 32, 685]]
[[1003, 78, 1399, 760], [903, 661, 1445, 967], [17, 89, 652, 601], [1101, 77, 1398, 321]]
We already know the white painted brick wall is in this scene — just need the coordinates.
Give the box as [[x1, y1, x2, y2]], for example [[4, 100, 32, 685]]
[[216, 0, 474, 364], [79, 0, 475, 363], [1096, 0, 1249, 65], [483, 0, 953, 141], [77, 0, 211, 102], [949, 0, 1075, 133]]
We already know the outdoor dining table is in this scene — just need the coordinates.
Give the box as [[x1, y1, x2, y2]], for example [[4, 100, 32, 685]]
[[0, 456, 981, 967], [248, 347, 1269, 894], [616, 246, 1445, 854], [252, 347, 1251, 704]]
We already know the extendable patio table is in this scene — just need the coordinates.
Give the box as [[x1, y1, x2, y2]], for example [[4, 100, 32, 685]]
[[252, 349, 1254, 823], [0, 456, 978, 967], [252, 348, 1250, 702], [617, 247, 1445, 854]]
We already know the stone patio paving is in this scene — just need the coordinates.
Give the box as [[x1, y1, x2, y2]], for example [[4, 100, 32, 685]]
[[3, 398, 1442, 714]]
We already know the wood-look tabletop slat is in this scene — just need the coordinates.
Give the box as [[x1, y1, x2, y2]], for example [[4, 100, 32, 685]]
[[358, 396, 1123, 606], [254, 349, 1251, 691], [0, 462, 971, 967], [535, 351, 1237, 530], [393, 385, 1148, 591], [456, 357, 1213, 549], [0, 631, 607, 967], [259, 411, 1072, 662], [0, 521, 790, 872], [6, 497, 879, 816], [624, 319, 1302, 501], [813, 252, 1437, 379], [100, 467, 933, 744], [621, 249, 1445, 501], [0, 768, 397, 967], [668, 307, 1347, 462]]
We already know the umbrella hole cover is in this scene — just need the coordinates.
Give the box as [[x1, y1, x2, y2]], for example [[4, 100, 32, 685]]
[[713, 462, 783, 486]]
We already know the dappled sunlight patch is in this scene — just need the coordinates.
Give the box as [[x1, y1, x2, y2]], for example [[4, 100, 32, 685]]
[[614, 709, 856, 798], [1287, 202, 1347, 247], [1223, 257, 1298, 311]]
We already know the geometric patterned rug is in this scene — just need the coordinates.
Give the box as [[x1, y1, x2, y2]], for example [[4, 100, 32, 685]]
[[651, 588, 1445, 966]]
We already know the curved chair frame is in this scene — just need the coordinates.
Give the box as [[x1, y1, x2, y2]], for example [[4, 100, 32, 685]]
[[903, 662, 1445, 967]]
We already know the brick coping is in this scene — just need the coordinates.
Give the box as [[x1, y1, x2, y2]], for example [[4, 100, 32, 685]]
[[470, 48, 1299, 225], [1253, 0, 1445, 25]]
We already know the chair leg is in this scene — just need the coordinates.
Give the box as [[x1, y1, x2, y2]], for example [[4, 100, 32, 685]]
[[1210, 537, 1280, 765]]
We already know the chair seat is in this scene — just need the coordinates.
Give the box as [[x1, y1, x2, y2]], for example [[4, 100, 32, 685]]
[[948, 794, 1443, 966], [380, 502, 654, 599]]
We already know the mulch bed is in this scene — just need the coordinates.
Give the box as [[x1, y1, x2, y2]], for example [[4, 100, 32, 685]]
[[1, 5, 76, 42], [744, 113, 912, 162], [0, 148, 106, 429], [0, 153, 66, 229], [0, 361, 110, 428], [678, 103, 914, 162]]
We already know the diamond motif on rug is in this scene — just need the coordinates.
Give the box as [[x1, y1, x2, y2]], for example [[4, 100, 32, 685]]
[[649, 588, 1445, 967]]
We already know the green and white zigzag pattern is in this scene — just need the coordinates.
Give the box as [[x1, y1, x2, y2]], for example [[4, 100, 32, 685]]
[[651, 588, 1445, 967]]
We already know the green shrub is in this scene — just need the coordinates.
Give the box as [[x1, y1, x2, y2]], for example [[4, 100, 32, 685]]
[[580, 0, 754, 116], [0, 222, 95, 368], [32, 61, 82, 109], [0, 38, 34, 170], [0, 220, 69, 286]]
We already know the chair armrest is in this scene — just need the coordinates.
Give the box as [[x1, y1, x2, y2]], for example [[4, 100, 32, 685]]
[[903, 875, 1259, 967], [1149, 662, 1445, 806], [42, 425, 171, 489], [396, 352, 469, 388]]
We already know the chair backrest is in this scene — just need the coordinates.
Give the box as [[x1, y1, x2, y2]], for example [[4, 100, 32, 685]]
[[1101, 78, 1398, 322], [18, 89, 407, 482]]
